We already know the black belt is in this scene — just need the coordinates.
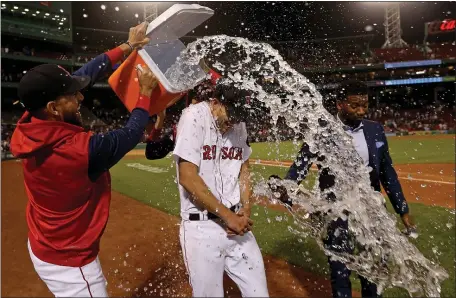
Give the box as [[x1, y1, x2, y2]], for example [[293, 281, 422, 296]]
[[189, 205, 238, 221]]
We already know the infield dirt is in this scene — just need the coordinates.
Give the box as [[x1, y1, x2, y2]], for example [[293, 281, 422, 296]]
[[2, 160, 351, 297], [3, 139, 454, 297]]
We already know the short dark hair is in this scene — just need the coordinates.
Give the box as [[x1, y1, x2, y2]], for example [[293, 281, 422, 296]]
[[189, 79, 249, 105], [188, 80, 216, 102], [336, 80, 368, 101]]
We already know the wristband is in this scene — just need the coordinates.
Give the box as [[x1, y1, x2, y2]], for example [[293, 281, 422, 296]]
[[136, 94, 151, 111], [126, 41, 134, 52]]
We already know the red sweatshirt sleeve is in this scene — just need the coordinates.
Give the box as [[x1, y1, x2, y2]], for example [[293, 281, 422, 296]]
[[105, 47, 125, 66]]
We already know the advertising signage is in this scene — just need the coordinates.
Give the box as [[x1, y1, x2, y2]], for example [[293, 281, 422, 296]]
[[427, 19, 456, 35]]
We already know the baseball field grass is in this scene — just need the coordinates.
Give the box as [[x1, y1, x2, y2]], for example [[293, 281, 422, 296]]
[[113, 136, 455, 297], [248, 136, 455, 164]]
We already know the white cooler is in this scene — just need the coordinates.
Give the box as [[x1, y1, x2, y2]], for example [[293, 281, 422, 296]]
[[138, 4, 214, 93]]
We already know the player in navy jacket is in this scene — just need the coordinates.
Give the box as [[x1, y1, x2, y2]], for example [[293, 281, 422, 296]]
[[270, 80, 415, 298]]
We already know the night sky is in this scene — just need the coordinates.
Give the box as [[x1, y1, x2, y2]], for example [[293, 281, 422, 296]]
[[71, 1, 455, 47]]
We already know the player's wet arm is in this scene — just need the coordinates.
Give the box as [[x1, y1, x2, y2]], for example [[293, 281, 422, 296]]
[[178, 159, 234, 220], [239, 160, 252, 215], [179, 159, 252, 235]]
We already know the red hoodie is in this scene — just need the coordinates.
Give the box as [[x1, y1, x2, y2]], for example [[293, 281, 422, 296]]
[[11, 113, 111, 267], [9, 47, 130, 267]]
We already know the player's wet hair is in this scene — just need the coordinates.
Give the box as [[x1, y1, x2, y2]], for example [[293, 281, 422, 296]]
[[188, 80, 215, 102], [336, 80, 368, 102], [189, 79, 249, 107]]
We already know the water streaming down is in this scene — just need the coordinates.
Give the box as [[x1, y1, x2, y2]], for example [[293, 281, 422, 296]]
[[165, 35, 448, 297]]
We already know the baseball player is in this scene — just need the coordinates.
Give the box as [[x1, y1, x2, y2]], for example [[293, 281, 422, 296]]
[[10, 22, 156, 297], [268, 80, 416, 298], [173, 81, 269, 297]]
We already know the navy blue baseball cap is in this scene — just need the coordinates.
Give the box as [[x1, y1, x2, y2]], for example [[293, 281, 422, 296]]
[[18, 64, 91, 111]]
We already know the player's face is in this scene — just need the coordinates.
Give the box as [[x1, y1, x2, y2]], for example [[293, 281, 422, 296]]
[[211, 101, 233, 133], [219, 105, 234, 133], [225, 103, 243, 125], [337, 94, 368, 122], [51, 91, 84, 127]]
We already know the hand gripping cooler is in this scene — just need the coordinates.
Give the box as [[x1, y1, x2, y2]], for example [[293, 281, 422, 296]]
[[108, 4, 214, 116]]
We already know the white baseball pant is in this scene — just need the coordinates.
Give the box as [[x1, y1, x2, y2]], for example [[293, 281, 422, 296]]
[[28, 240, 108, 297], [180, 218, 269, 297]]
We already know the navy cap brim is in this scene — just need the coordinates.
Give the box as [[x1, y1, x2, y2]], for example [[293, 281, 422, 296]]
[[65, 75, 91, 94]]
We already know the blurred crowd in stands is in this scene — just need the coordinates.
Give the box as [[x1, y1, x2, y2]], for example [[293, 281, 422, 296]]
[[1, 44, 72, 61], [2, 38, 455, 157], [368, 104, 454, 133], [281, 41, 455, 69], [2, 39, 454, 72], [2, 40, 454, 85], [2, 102, 453, 157], [373, 42, 455, 63], [1, 123, 14, 158]]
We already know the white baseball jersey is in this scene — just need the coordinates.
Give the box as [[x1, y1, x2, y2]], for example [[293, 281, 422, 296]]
[[173, 101, 252, 215], [173, 102, 269, 297]]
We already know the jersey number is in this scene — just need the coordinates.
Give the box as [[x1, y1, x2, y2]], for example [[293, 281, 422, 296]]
[[202, 145, 216, 160]]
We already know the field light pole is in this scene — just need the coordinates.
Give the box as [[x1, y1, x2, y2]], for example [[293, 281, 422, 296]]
[[381, 3, 408, 49]]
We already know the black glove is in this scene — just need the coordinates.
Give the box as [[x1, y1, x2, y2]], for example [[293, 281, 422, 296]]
[[267, 175, 293, 207]]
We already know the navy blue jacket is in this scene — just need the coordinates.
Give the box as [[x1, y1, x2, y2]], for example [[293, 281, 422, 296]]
[[145, 134, 175, 160], [286, 119, 409, 215], [71, 49, 150, 181]]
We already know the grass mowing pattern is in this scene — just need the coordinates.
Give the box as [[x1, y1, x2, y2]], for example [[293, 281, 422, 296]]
[[135, 137, 455, 164], [247, 137, 455, 164], [111, 155, 455, 297]]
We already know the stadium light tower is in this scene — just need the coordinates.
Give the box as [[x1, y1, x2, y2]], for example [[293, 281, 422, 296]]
[[381, 3, 408, 49], [143, 3, 158, 23]]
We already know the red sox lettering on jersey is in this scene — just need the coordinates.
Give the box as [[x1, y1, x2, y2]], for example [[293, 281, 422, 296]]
[[202, 145, 243, 160]]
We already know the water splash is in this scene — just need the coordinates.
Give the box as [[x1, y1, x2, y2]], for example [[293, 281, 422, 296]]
[[166, 35, 448, 297]]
